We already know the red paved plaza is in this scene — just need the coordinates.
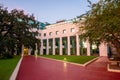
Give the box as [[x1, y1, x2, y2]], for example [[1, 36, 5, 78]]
[[16, 56, 120, 80]]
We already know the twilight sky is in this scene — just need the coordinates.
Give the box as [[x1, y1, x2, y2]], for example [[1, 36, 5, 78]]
[[0, 0, 98, 23]]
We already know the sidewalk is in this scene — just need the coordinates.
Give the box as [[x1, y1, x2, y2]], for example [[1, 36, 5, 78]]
[[16, 56, 120, 80]]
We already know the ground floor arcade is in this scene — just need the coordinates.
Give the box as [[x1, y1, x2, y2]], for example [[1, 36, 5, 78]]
[[39, 35, 108, 56]]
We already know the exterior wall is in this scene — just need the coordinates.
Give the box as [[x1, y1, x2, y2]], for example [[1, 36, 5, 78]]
[[36, 21, 108, 56], [38, 22, 81, 39]]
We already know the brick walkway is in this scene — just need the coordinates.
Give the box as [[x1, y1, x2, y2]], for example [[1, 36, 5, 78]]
[[16, 56, 120, 80]]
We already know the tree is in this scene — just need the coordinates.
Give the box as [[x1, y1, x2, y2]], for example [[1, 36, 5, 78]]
[[10, 9, 39, 51], [0, 5, 39, 58], [78, 0, 120, 57], [0, 6, 15, 58]]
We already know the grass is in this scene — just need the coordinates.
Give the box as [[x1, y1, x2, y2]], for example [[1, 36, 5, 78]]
[[41, 55, 96, 64], [0, 56, 21, 80]]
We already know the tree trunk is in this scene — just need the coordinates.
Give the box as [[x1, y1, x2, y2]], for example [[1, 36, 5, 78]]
[[116, 48, 120, 58], [21, 44, 24, 56]]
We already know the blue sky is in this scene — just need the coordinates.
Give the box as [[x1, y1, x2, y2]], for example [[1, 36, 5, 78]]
[[0, 0, 98, 23]]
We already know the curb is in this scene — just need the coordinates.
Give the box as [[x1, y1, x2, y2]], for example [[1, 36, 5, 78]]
[[107, 64, 120, 73], [39, 56, 99, 67], [9, 57, 23, 80], [83, 57, 99, 66]]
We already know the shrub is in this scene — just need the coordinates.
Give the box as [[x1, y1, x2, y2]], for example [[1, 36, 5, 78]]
[[1, 52, 13, 59]]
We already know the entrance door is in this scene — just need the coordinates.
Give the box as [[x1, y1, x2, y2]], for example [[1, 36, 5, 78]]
[[24, 48, 28, 56]]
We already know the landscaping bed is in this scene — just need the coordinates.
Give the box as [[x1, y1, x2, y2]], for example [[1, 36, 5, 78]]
[[40, 55, 96, 64]]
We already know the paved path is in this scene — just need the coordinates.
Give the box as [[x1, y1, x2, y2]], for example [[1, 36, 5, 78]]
[[16, 56, 120, 80]]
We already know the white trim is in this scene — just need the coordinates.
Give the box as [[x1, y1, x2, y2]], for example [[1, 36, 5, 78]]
[[107, 64, 120, 73], [39, 56, 99, 67], [83, 57, 99, 66], [9, 57, 23, 80]]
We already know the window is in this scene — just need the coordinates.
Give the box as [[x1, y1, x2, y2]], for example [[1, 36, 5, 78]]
[[44, 33, 46, 37], [49, 32, 52, 36], [56, 31, 59, 35], [63, 29, 66, 34], [39, 33, 41, 36], [71, 28, 75, 32], [79, 27, 83, 31]]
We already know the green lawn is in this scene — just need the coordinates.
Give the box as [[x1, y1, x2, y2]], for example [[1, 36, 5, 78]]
[[0, 56, 21, 80], [41, 55, 96, 64]]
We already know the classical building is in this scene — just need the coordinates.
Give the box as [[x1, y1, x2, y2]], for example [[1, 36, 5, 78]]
[[34, 19, 108, 56]]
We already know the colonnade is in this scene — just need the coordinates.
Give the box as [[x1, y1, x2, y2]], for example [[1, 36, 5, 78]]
[[40, 34, 91, 56], [21, 34, 108, 56]]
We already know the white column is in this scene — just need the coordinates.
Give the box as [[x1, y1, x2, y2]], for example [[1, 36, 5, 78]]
[[53, 38, 55, 55], [76, 34, 80, 56], [67, 36, 70, 55], [99, 43, 108, 56], [60, 37, 62, 55], [86, 40, 91, 56], [40, 40, 43, 55], [46, 39, 49, 55], [34, 43, 38, 56], [28, 48, 32, 55], [21, 44, 24, 56]]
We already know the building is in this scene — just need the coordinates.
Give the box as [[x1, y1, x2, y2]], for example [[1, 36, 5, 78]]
[[35, 19, 108, 56]]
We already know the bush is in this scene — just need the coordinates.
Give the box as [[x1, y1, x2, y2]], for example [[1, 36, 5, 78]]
[[1, 52, 13, 59]]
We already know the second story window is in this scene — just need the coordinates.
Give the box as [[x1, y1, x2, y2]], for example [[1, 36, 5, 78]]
[[63, 29, 66, 34], [56, 31, 59, 35], [71, 28, 75, 32], [39, 33, 41, 36], [44, 33, 46, 37], [49, 32, 52, 36]]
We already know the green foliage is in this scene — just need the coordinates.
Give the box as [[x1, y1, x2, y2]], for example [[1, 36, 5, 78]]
[[1, 52, 13, 59], [55, 48, 59, 55], [78, 0, 120, 56], [0, 5, 40, 57]]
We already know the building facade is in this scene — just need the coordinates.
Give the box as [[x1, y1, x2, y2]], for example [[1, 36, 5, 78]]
[[36, 20, 108, 56]]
